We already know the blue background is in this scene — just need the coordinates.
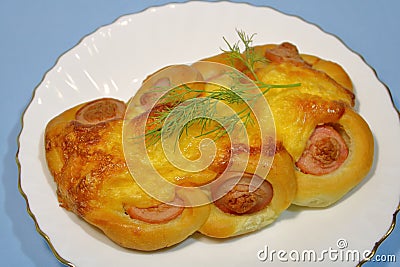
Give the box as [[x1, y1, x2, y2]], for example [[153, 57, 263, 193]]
[[1, 1, 398, 266]]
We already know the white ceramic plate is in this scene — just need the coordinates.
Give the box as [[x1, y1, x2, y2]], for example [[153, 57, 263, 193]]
[[18, 1, 400, 266]]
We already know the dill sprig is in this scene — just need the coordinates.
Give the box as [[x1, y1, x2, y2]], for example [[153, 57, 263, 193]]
[[222, 29, 267, 83], [143, 83, 257, 146], [141, 30, 300, 147]]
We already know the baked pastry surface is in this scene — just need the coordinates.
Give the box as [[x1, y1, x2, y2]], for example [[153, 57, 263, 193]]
[[44, 39, 374, 250], [45, 98, 210, 251], [200, 42, 374, 207]]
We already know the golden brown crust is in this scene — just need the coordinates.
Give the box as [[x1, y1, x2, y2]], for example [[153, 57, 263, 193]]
[[84, 188, 210, 251], [255, 45, 373, 207], [266, 90, 347, 161], [202, 42, 372, 208], [257, 60, 355, 107], [45, 98, 211, 251], [254, 44, 372, 207], [45, 98, 127, 213], [199, 43, 355, 106], [252, 43, 354, 92], [300, 54, 353, 92], [44, 40, 374, 250]]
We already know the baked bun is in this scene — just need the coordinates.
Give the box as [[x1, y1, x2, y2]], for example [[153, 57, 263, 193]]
[[124, 62, 297, 239], [44, 98, 210, 251], [44, 36, 375, 250], [293, 107, 374, 207], [199, 42, 373, 208], [255, 43, 355, 107], [254, 43, 373, 207], [199, 146, 297, 238]]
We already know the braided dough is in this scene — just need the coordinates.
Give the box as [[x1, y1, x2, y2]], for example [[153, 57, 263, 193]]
[[44, 40, 374, 250]]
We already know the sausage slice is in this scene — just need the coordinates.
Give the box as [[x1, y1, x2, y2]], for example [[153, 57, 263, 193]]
[[296, 125, 348, 175], [212, 173, 273, 215]]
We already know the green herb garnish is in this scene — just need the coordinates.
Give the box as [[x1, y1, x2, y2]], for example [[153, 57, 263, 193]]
[[141, 30, 300, 147]]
